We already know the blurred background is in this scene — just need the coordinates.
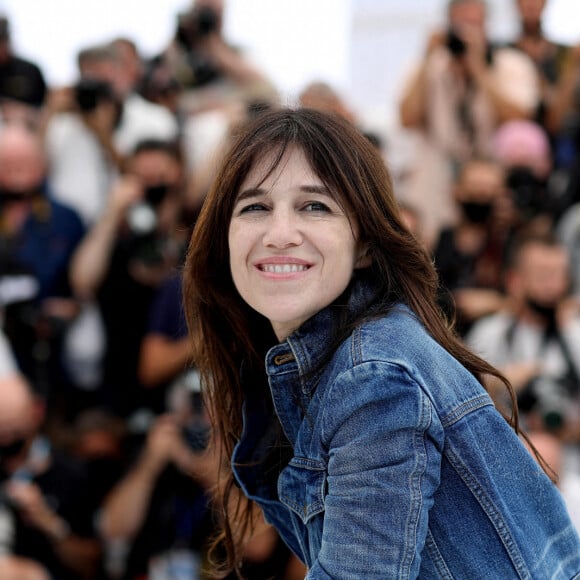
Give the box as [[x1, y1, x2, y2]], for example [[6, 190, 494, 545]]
[[2, 0, 580, 131], [1, 1, 580, 578]]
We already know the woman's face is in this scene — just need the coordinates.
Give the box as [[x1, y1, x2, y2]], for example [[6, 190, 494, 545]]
[[228, 147, 368, 341]]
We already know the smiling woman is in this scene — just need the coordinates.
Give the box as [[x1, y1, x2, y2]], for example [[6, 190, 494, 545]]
[[228, 146, 369, 340], [183, 108, 580, 578]]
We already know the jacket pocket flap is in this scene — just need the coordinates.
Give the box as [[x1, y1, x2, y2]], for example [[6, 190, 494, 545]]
[[278, 457, 326, 524]]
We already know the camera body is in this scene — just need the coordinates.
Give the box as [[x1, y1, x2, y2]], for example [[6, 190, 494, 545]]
[[126, 186, 167, 239], [446, 29, 466, 57], [194, 6, 219, 37], [181, 413, 210, 452], [177, 5, 219, 47], [505, 166, 547, 218], [171, 369, 211, 453], [518, 374, 576, 431], [74, 78, 115, 112]]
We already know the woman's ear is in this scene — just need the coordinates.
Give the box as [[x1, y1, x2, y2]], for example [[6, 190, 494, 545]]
[[354, 243, 372, 269]]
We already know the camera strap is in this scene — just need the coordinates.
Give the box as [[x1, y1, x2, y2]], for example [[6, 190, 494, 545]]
[[505, 317, 580, 395], [549, 326, 580, 395]]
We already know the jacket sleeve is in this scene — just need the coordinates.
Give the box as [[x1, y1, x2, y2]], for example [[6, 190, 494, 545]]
[[308, 360, 444, 579]]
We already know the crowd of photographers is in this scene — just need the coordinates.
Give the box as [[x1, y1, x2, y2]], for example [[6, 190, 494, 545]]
[[1, 0, 580, 577]]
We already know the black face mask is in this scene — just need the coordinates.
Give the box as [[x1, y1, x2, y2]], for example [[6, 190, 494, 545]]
[[144, 184, 171, 207], [0, 187, 41, 204], [525, 297, 557, 322], [0, 438, 26, 483], [460, 201, 493, 224], [0, 438, 27, 462]]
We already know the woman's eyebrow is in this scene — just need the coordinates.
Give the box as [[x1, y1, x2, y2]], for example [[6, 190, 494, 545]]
[[235, 184, 331, 202], [235, 187, 266, 203], [300, 184, 332, 196]]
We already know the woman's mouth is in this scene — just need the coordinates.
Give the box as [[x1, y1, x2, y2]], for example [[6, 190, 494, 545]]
[[259, 264, 310, 273]]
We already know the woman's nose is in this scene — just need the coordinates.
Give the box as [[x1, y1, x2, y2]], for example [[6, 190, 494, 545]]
[[262, 208, 303, 248]]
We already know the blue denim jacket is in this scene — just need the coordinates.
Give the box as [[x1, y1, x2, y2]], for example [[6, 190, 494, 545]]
[[232, 283, 580, 579]]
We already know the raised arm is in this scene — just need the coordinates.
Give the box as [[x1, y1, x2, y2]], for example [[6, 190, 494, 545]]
[[69, 175, 142, 299], [399, 31, 446, 129]]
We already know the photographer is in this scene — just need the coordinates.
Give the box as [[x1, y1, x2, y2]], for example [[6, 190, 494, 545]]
[[0, 372, 102, 579], [159, 0, 275, 114], [70, 139, 186, 418], [398, 0, 540, 249], [44, 43, 179, 226], [98, 381, 217, 579], [99, 379, 306, 580], [466, 232, 580, 441], [433, 158, 514, 336], [0, 125, 85, 399], [0, 15, 47, 129], [491, 118, 576, 233]]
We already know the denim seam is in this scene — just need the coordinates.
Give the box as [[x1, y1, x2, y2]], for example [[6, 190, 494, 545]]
[[424, 529, 454, 580], [401, 390, 432, 578], [290, 514, 310, 566], [446, 446, 531, 580], [440, 395, 494, 428], [351, 326, 363, 365], [288, 339, 311, 394]]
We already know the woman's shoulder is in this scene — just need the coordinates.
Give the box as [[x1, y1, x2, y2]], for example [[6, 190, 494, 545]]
[[347, 305, 479, 387], [353, 305, 435, 361], [327, 306, 488, 416]]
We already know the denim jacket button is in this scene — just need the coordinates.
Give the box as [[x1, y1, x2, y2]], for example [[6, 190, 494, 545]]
[[274, 353, 295, 365]]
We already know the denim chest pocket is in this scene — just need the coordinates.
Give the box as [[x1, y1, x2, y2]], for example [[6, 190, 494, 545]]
[[278, 457, 327, 524]]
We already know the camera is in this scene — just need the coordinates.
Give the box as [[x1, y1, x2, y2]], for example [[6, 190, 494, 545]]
[[181, 413, 210, 452], [124, 182, 176, 266], [446, 29, 466, 57], [194, 6, 219, 36], [171, 369, 211, 452], [174, 5, 222, 87], [177, 5, 219, 46], [505, 166, 547, 218], [517, 374, 576, 431], [125, 183, 170, 238], [74, 78, 115, 112]]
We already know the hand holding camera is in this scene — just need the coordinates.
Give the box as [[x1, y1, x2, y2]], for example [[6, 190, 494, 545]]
[[73, 79, 125, 168], [142, 411, 210, 478], [4, 480, 70, 541], [107, 175, 144, 221], [141, 414, 185, 475]]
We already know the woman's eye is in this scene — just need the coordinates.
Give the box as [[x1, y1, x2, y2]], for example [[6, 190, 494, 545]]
[[239, 203, 268, 213], [303, 201, 330, 212]]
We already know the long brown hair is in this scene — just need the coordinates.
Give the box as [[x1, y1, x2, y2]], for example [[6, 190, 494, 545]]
[[183, 108, 521, 575]]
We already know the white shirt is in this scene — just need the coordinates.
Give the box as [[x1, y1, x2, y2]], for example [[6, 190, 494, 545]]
[[466, 311, 580, 379], [46, 94, 179, 225]]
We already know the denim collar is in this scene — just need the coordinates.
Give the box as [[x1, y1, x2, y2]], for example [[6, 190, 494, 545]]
[[265, 274, 380, 396]]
